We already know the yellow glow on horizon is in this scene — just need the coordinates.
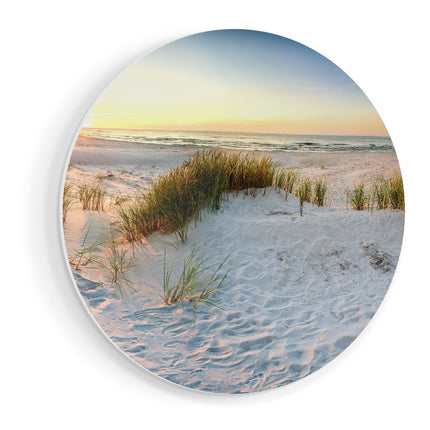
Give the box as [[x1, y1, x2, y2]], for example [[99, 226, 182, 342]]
[[85, 108, 388, 136], [83, 46, 389, 137]]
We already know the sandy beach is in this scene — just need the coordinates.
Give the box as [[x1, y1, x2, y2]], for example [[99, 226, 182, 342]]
[[69, 136, 401, 207], [62, 136, 404, 393]]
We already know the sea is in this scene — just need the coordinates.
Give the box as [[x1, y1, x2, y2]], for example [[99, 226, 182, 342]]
[[80, 128, 394, 153]]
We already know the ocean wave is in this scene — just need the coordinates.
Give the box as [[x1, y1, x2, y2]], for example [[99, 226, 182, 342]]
[[80, 129, 395, 153]]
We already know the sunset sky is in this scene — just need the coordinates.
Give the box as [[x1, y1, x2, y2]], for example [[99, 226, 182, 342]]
[[85, 30, 388, 136]]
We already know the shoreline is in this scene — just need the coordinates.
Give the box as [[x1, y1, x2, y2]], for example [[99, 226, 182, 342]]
[[69, 136, 401, 208], [75, 133, 395, 153]]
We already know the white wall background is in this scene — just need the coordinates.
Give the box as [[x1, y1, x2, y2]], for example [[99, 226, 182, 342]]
[[1, 1, 429, 428]]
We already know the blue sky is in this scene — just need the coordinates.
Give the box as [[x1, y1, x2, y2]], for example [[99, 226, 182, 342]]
[[87, 30, 387, 136]]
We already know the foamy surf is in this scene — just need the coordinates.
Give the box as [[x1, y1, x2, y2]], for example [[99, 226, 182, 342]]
[[79, 128, 395, 153]]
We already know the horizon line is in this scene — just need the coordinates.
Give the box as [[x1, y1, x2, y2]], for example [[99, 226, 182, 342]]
[[80, 126, 390, 139]]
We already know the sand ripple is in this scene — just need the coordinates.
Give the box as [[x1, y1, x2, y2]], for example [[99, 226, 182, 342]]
[[72, 190, 403, 393]]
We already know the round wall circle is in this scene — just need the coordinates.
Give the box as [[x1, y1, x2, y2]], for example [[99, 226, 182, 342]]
[[61, 30, 404, 393]]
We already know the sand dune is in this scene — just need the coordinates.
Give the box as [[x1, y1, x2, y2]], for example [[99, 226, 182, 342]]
[[68, 137, 401, 208], [65, 184, 403, 393]]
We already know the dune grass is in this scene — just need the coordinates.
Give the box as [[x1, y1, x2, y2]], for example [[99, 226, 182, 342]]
[[273, 168, 287, 191], [96, 173, 108, 181], [297, 177, 312, 216], [118, 150, 332, 239], [348, 171, 404, 211], [296, 177, 312, 202], [387, 170, 404, 210], [346, 181, 369, 211], [295, 175, 329, 214], [274, 168, 300, 201], [118, 150, 277, 243], [372, 177, 389, 210], [285, 169, 299, 194], [69, 224, 136, 297], [313, 178, 328, 207], [162, 247, 229, 317], [78, 182, 107, 210], [68, 225, 103, 271], [98, 231, 136, 297], [62, 182, 74, 223], [112, 194, 129, 206]]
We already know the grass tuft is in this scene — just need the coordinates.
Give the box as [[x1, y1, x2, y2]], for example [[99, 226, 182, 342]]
[[313, 177, 328, 207], [162, 247, 228, 317], [348, 171, 404, 211], [112, 194, 129, 206], [118, 150, 277, 243], [273, 168, 287, 191], [96, 173, 106, 180], [346, 182, 370, 211], [297, 177, 312, 216], [78, 182, 107, 210], [68, 225, 103, 271], [387, 170, 404, 210], [98, 230, 136, 297], [372, 177, 389, 210], [284, 169, 299, 195]]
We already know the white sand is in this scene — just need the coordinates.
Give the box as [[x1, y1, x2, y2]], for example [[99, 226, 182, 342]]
[[63, 136, 404, 393], [68, 136, 401, 207]]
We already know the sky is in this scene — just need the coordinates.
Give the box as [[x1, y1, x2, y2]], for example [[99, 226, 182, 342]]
[[85, 30, 388, 136]]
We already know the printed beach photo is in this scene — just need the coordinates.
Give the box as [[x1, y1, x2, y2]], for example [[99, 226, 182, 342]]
[[61, 30, 404, 393]]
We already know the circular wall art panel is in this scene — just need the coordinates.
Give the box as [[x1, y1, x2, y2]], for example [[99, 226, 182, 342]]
[[61, 30, 404, 394]]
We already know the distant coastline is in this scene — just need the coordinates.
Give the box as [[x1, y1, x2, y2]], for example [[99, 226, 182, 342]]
[[79, 128, 394, 153]]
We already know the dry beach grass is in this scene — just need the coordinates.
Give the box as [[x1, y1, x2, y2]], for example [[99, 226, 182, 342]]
[[62, 138, 405, 392], [117, 150, 334, 243]]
